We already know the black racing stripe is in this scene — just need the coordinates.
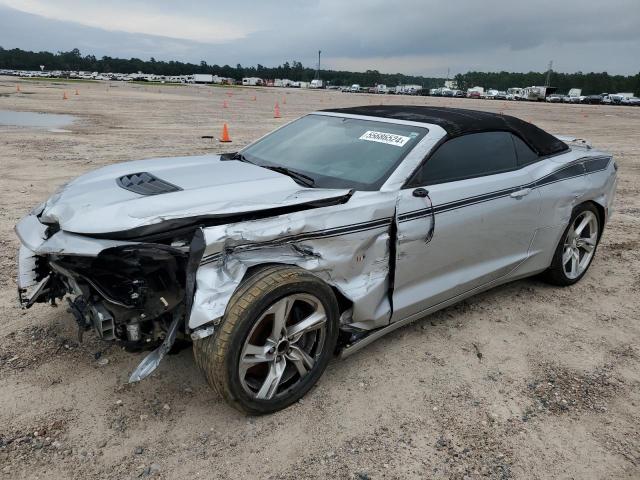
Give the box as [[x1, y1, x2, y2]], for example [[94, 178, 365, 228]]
[[229, 222, 390, 256], [584, 156, 611, 173], [399, 156, 610, 224], [199, 217, 391, 264], [399, 187, 516, 222], [399, 184, 516, 220], [200, 253, 222, 265], [535, 162, 585, 187], [201, 156, 612, 253]]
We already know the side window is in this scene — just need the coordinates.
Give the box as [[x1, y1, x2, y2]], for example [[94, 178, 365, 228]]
[[512, 134, 540, 166], [412, 131, 517, 185]]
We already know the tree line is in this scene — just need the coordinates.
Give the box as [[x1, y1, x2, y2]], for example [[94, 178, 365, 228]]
[[454, 71, 640, 95], [0, 47, 442, 88], [1, 46, 638, 95]]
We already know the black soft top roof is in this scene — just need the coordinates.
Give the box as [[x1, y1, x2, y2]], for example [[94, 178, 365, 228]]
[[321, 105, 568, 157]]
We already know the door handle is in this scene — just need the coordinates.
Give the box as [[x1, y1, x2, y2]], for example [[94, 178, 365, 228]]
[[510, 187, 531, 198]]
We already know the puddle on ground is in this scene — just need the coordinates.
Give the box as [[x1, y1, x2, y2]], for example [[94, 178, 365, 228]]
[[0, 110, 76, 131]]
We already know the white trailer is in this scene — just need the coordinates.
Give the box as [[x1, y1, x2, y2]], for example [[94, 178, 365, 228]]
[[191, 74, 214, 84], [523, 86, 557, 101], [395, 84, 422, 95], [242, 77, 263, 86], [274, 78, 295, 87]]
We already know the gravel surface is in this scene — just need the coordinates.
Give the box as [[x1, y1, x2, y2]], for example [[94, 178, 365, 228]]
[[1, 77, 639, 479]]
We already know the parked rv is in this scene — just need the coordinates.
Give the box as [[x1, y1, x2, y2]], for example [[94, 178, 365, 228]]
[[506, 88, 524, 101], [523, 86, 557, 101], [242, 77, 263, 86]]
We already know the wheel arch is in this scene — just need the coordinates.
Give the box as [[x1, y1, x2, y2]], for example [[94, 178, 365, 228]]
[[241, 262, 354, 317], [575, 199, 605, 239]]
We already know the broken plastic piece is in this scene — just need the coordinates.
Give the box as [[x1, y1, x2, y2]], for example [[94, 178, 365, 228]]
[[128, 311, 181, 383]]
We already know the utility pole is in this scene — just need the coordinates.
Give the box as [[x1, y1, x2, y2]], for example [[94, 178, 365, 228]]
[[545, 60, 553, 87], [315, 50, 321, 81]]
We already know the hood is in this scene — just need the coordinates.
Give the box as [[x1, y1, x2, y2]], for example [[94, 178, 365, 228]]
[[39, 154, 351, 237]]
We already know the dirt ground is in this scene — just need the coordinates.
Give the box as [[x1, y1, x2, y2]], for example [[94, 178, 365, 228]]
[[1, 77, 639, 480]]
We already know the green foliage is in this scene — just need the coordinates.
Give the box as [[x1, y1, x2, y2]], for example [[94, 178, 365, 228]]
[[1, 46, 637, 94], [455, 71, 639, 96], [0, 46, 442, 87]]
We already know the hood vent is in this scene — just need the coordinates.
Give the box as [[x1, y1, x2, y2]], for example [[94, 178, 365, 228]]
[[117, 172, 182, 196]]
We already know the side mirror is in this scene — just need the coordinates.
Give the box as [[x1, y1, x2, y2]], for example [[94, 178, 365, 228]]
[[412, 188, 429, 198]]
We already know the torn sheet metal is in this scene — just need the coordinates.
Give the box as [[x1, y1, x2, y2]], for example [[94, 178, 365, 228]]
[[189, 190, 398, 333]]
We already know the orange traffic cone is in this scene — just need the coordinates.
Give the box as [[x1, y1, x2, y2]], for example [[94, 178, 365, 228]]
[[220, 123, 232, 143], [223, 100, 228, 109], [63, 91, 68, 100], [16, 84, 21, 93], [75, 89, 79, 96], [226, 91, 233, 97], [252, 95, 257, 101], [274, 102, 281, 118]]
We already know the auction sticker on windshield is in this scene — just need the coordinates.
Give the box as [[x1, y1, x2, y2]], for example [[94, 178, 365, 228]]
[[359, 130, 411, 147]]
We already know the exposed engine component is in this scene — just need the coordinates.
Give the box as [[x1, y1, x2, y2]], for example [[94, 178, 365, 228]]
[[88, 302, 116, 341]]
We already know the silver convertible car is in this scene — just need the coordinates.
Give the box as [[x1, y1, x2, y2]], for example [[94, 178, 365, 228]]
[[16, 106, 617, 414]]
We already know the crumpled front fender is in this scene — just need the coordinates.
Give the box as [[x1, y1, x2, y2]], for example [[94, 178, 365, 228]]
[[188, 192, 398, 334]]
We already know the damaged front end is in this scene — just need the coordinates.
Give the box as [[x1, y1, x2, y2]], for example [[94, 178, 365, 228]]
[[51, 244, 187, 345], [16, 212, 204, 380], [14, 151, 396, 386]]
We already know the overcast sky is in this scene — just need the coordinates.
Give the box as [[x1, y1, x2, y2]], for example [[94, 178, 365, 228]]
[[1, 0, 639, 76]]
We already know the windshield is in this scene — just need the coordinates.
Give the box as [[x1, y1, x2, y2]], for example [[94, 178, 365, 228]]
[[239, 114, 428, 190]]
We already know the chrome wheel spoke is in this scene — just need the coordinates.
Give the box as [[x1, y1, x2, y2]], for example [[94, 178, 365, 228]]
[[574, 216, 590, 236], [256, 357, 286, 400], [239, 343, 274, 377], [562, 247, 573, 266], [287, 345, 315, 377], [288, 310, 327, 343], [578, 235, 597, 253], [570, 250, 579, 277], [267, 297, 293, 340]]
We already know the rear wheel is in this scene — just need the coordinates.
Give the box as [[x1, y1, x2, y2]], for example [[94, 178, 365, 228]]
[[543, 203, 601, 286], [193, 266, 339, 414]]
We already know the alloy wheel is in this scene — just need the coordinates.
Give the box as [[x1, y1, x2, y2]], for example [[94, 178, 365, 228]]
[[563, 210, 599, 280], [238, 293, 327, 400]]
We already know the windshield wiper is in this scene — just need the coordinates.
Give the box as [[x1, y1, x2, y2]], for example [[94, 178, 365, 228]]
[[231, 152, 254, 164], [230, 153, 315, 187], [261, 165, 315, 187]]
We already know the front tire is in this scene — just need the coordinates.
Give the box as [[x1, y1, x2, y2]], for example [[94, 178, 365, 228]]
[[543, 203, 601, 286], [193, 265, 339, 415]]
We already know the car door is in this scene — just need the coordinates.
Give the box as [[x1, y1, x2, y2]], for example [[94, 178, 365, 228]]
[[391, 131, 541, 322]]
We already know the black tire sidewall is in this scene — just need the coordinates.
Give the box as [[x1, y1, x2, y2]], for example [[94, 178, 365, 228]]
[[224, 273, 339, 414], [551, 203, 601, 285]]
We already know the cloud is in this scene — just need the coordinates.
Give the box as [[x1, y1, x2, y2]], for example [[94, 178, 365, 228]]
[[0, 0, 639, 75], [0, 0, 253, 42]]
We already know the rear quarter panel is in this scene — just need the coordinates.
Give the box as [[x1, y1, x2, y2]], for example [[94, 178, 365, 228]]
[[521, 148, 616, 274]]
